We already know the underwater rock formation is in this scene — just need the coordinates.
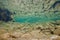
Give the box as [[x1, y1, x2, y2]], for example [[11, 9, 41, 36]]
[[0, 0, 60, 23]]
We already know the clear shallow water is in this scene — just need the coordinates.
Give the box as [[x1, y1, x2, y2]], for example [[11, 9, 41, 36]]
[[14, 15, 60, 23]]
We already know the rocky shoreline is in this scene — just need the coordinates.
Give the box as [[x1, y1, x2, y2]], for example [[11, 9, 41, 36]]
[[0, 21, 60, 40]]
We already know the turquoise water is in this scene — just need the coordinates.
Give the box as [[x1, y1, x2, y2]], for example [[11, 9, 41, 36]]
[[14, 15, 60, 23]]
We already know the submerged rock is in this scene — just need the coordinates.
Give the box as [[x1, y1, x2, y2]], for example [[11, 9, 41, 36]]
[[0, 0, 60, 23]]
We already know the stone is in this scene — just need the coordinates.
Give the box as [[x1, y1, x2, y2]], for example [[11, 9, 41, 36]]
[[10, 31, 23, 38], [0, 33, 10, 40], [50, 35, 60, 40], [21, 33, 32, 39], [54, 29, 60, 35]]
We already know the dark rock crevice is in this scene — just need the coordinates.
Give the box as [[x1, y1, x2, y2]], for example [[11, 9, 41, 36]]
[[0, 8, 15, 22], [49, 1, 60, 9]]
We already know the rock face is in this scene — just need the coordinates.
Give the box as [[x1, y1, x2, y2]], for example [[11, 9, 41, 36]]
[[0, 8, 13, 22], [0, 0, 60, 23]]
